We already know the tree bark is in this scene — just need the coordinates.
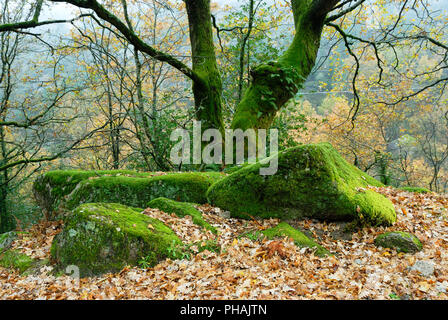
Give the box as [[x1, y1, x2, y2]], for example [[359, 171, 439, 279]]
[[185, 0, 224, 133], [0, 125, 12, 233]]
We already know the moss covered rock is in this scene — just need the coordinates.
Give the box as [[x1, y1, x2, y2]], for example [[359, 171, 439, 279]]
[[34, 170, 225, 219], [147, 197, 217, 234], [65, 172, 224, 210], [33, 170, 154, 218], [374, 231, 422, 253], [207, 143, 396, 226], [0, 231, 17, 252], [50, 203, 183, 276], [262, 222, 329, 256], [0, 249, 35, 273]]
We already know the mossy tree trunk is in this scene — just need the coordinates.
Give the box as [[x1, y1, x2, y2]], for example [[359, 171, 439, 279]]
[[0, 125, 13, 233], [231, 0, 339, 130], [185, 0, 224, 134]]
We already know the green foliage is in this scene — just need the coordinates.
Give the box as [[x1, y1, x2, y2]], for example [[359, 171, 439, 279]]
[[207, 143, 396, 226], [271, 99, 318, 150], [6, 198, 42, 230], [239, 230, 265, 241], [218, 0, 289, 121], [389, 293, 401, 300], [138, 255, 155, 269]]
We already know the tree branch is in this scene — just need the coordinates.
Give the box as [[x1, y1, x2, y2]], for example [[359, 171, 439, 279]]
[[49, 0, 204, 85]]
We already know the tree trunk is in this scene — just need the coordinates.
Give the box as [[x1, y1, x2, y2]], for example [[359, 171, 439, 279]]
[[106, 82, 120, 169], [0, 177, 9, 233], [237, 0, 255, 104], [231, 0, 335, 130], [185, 0, 224, 133], [0, 125, 12, 233]]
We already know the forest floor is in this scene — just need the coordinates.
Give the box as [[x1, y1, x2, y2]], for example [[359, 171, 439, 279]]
[[1, 187, 448, 300]]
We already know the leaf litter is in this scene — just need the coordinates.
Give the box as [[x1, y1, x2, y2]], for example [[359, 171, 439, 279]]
[[1, 187, 448, 300]]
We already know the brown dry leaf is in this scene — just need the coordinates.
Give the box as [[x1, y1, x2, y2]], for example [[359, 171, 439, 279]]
[[2, 187, 448, 300], [265, 241, 287, 259]]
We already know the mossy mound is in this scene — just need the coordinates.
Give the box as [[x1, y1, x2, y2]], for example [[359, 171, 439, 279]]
[[399, 186, 431, 194], [50, 203, 183, 276], [0, 249, 35, 273], [33, 170, 154, 218], [374, 231, 422, 253], [263, 222, 329, 256], [66, 172, 224, 211], [207, 143, 396, 226], [147, 197, 217, 234], [34, 170, 225, 219], [241, 222, 328, 256]]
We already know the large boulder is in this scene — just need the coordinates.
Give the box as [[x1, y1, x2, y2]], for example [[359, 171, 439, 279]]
[[33, 170, 153, 218], [50, 203, 183, 276], [34, 170, 225, 219], [207, 143, 396, 226]]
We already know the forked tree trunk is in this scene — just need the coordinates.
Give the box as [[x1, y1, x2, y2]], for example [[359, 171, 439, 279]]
[[231, 0, 334, 130], [185, 0, 336, 133]]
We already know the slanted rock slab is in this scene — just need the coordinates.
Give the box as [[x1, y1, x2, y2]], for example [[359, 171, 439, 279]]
[[262, 222, 329, 256], [33, 170, 152, 218], [50, 203, 183, 276], [374, 231, 422, 253], [0, 231, 17, 252], [207, 142, 396, 226], [147, 197, 217, 234], [33, 170, 225, 219]]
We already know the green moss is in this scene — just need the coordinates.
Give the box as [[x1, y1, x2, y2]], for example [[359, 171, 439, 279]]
[[147, 197, 217, 234], [262, 222, 329, 256], [374, 231, 423, 253], [34, 170, 225, 218], [223, 163, 251, 174], [231, 3, 323, 132], [50, 203, 183, 276], [207, 143, 396, 226], [33, 170, 155, 218], [0, 249, 34, 273], [241, 222, 328, 256], [194, 239, 221, 254], [65, 172, 225, 211], [399, 186, 431, 194]]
